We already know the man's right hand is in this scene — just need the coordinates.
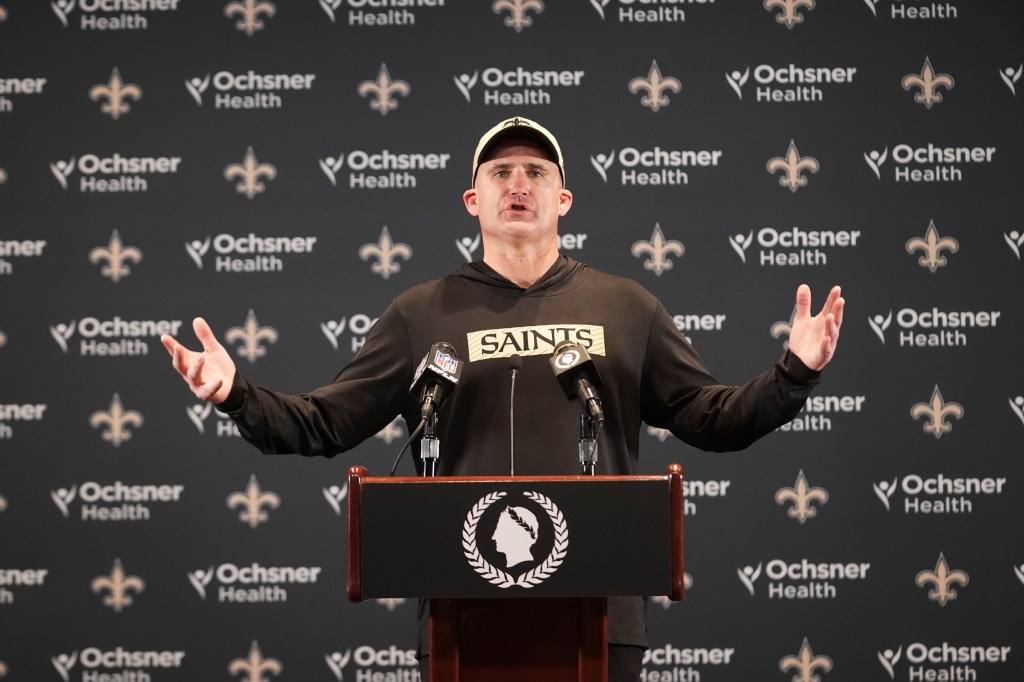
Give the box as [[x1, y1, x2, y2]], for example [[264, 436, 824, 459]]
[[160, 317, 236, 405]]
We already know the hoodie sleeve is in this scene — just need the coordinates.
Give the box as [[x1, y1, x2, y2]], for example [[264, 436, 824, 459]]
[[640, 300, 820, 452], [220, 300, 416, 457]]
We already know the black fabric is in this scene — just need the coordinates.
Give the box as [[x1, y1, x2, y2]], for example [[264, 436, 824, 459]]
[[224, 255, 821, 650]]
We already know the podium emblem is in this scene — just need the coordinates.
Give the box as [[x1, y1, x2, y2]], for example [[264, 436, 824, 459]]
[[462, 491, 568, 588]]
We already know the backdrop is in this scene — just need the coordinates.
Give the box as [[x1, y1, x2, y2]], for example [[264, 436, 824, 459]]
[[2, 1, 1023, 680]]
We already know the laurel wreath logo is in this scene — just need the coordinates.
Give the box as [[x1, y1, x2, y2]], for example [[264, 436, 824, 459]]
[[463, 491, 569, 588]]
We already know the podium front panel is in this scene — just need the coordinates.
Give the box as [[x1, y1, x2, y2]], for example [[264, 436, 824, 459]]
[[356, 476, 673, 599]]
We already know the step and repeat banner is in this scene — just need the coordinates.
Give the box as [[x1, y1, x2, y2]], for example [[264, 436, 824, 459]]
[[2, 1, 1023, 680]]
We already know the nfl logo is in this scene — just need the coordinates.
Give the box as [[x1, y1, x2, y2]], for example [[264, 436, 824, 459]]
[[435, 350, 459, 374]]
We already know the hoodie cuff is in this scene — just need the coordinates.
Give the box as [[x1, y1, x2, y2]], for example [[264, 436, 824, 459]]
[[218, 373, 249, 413], [780, 350, 822, 386]]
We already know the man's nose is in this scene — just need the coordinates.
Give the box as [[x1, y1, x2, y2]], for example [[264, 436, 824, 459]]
[[508, 168, 530, 194]]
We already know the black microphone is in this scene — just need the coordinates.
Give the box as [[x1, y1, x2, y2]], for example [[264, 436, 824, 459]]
[[409, 341, 463, 420], [549, 340, 605, 424]]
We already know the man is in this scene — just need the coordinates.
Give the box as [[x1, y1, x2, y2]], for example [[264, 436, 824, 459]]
[[162, 116, 844, 681]]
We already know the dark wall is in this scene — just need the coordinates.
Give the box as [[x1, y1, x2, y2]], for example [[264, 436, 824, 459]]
[[1, 1, 1022, 680]]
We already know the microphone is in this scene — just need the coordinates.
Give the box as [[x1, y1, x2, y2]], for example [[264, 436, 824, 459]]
[[409, 341, 463, 420], [508, 354, 522, 475], [549, 340, 605, 424]]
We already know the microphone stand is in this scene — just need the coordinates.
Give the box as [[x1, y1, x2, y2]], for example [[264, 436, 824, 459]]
[[420, 412, 440, 477], [579, 414, 598, 476]]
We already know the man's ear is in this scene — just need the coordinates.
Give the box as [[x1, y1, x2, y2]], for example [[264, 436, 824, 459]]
[[463, 188, 479, 216], [558, 188, 573, 217]]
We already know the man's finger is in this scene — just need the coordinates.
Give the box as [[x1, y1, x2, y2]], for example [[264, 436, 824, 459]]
[[160, 334, 178, 357], [193, 317, 221, 353], [187, 353, 205, 384], [196, 378, 223, 402], [795, 283, 812, 318], [832, 296, 846, 329], [172, 345, 191, 377]]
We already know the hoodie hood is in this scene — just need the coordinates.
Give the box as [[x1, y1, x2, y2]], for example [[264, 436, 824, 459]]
[[453, 255, 586, 296]]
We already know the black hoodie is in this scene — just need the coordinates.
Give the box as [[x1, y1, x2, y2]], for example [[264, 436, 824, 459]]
[[222, 255, 820, 648]]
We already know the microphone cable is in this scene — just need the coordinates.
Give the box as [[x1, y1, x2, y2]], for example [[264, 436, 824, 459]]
[[389, 416, 427, 477], [508, 354, 522, 475]]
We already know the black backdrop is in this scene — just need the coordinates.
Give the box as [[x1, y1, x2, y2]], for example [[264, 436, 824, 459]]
[[2, 1, 1023, 680]]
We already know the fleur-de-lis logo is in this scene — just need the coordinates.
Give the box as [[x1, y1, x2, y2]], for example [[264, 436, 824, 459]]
[[915, 553, 969, 606], [91, 558, 144, 612], [779, 638, 833, 682], [89, 230, 142, 283], [227, 474, 281, 528], [224, 0, 276, 36], [89, 68, 142, 120], [906, 220, 958, 273], [224, 309, 279, 363], [229, 641, 283, 682], [767, 140, 819, 193], [910, 385, 964, 439], [631, 223, 684, 276], [89, 394, 144, 447], [357, 63, 410, 116], [224, 147, 277, 199], [628, 60, 681, 113], [770, 305, 797, 349], [775, 470, 828, 524], [902, 57, 954, 109], [374, 416, 404, 445], [359, 226, 412, 280], [492, 0, 543, 32], [764, 0, 815, 29]]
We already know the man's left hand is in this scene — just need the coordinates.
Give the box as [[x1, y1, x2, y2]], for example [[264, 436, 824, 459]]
[[787, 284, 845, 372]]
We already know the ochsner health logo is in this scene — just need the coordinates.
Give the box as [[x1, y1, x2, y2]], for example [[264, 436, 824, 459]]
[[590, 146, 722, 187], [318, 148, 452, 190], [873, 473, 1006, 515], [454, 65, 585, 107], [51, 648, 186, 682], [864, 142, 996, 183], [730, 226, 861, 267], [737, 557, 870, 599], [868, 305, 1000, 349], [50, 317, 183, 357], [185, 233, 318, 273], [590, 0, 691, 24], [51, 0, 182, 30], [325, 646, 417, 682], [50, 153, 182, 193], [726, 63, 857, 103], [187, 562, 322, 603], [186, 70, 316, 110], [878, 642, 1012, 682]]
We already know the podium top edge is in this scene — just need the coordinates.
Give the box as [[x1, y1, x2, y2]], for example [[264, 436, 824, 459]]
[[354, 473, 678, 485]]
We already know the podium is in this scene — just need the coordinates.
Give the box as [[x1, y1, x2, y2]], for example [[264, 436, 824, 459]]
[[347, 464, 685, 682]]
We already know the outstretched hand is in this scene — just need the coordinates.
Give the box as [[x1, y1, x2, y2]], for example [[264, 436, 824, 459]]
[[787, 284, 845, 372], [160, 317, 236, 405]]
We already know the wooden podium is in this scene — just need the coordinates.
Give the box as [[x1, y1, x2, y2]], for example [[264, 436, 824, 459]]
[[347, 464, 685, 682]]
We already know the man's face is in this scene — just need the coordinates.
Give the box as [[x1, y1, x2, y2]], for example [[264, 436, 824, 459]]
[[463, 139, 573, 249]]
